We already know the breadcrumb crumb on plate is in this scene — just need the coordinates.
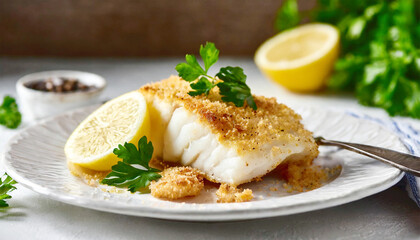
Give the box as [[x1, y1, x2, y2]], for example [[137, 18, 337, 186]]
[[67, 161, 109, 187], [150, 167, 204, 200], [216, 184, 254, 203]]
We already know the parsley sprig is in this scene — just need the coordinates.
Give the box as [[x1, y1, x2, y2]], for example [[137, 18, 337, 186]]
[[0, 173, 17, 208], [0, 96, 22, 129], [101, 136, 161, 193], [275, 0, 420, 118], [175, 42, 257, 110]]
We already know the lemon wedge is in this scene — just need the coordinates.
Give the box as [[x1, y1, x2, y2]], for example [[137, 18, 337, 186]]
[[65, 91, 150, 171], [255, 23, 339, 92]]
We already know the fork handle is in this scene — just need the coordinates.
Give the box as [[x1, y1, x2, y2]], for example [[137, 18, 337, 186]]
[[315, 137, 420, 177]]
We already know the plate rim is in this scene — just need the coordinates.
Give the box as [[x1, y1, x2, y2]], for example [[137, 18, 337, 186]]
[[3, 154, 404, 221], [2, 106, 406, 221]]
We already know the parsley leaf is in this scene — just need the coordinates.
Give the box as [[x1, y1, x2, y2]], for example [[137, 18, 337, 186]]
[[216, 66, 247, 84], [176, 42, 257, 110], [200, 42, 219, 72], [175, 55, 205, 82], [0, 173, 17, 208], [216, 67, 257, 109], [189, 77, 215, 96], [101, 136, 161, 193], [0, 96, 22, 129]]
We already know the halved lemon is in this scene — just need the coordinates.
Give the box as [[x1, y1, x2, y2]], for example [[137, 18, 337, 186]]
[[255, 23, 339, 92], [65, 91, 150, 171]]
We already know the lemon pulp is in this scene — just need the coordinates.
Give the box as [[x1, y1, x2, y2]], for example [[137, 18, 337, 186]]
[[65, 91, 150, 171], [255, 23, 339, 92]]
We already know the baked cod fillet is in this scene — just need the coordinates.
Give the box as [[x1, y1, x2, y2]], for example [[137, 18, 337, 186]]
[[140, 76, 319, 186]]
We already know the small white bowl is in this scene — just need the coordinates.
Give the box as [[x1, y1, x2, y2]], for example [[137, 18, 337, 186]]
[[16, 70, 106, 120]]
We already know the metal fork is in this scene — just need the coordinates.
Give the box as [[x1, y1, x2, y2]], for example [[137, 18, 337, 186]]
[[315, 137, 420, 177]]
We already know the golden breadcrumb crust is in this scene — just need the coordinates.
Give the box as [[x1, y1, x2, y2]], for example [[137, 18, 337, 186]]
[[216, 184, 253, 203], [150, 166, 204, 200], [140, 76, 318, 158]]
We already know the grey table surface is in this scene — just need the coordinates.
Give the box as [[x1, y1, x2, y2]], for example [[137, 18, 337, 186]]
[[0, 58, 419, 240]]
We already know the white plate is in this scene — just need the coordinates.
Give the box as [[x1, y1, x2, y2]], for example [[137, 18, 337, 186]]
[[2, 106, 406, 221]]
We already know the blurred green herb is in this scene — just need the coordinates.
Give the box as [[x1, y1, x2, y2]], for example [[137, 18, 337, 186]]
[[101, 136, 161, 193], [0, 96, 22, 129], [0, 173, 17, 208], [275, 0, 300, 32], [176, 42, 257, 110], [275, 0, 420, 118]]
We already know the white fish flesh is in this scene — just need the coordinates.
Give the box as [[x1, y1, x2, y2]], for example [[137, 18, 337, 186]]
[[140, 76, 319, 185]]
